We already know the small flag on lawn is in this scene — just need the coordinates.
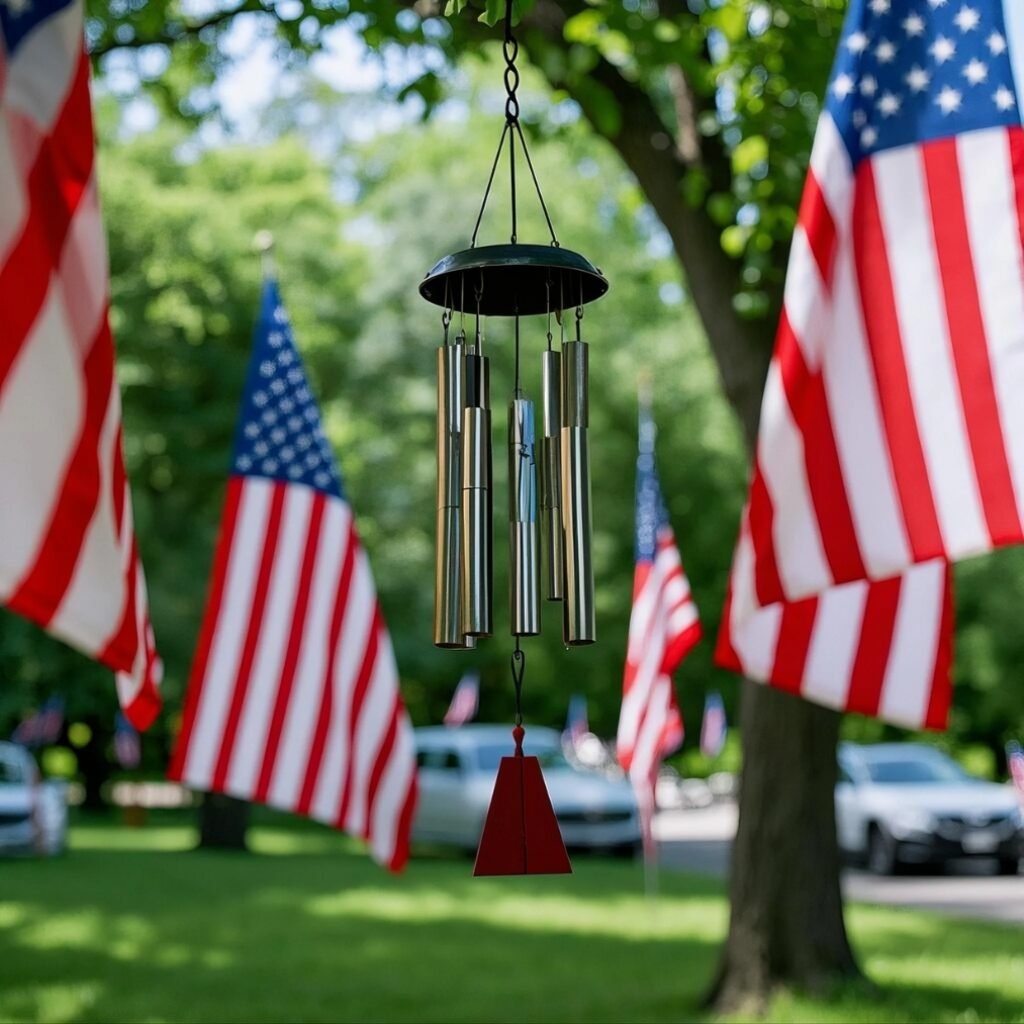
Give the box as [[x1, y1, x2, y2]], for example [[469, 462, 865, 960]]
[[168, 278, 417, 872], [11, 696, 64, 748], [1008, 742, 1024, 802], [700, 691, 727, 760], [563, 693, 589, 752], [114, 712, 141, 770], [443, 671, 479, 727]]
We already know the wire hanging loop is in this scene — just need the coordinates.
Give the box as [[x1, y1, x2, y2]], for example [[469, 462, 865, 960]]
[[503, 0, 520, 125], [510, 640, 526, 734]]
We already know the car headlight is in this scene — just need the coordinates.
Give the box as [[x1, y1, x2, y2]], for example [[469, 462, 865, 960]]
[[888, 807, 936, 839]]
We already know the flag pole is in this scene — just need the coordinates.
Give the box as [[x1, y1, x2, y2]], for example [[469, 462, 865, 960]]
[[253, 229, 275, 281]]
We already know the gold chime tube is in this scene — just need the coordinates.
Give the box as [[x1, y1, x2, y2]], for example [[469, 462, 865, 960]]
[[560, 339, 595, 645], [508, 396, 540, 636], [434, 343, 475, 649], [539, 350, 564, 602], [461, 350, 492, 637]]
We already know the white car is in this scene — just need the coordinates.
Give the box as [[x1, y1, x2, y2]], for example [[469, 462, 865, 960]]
[[0, 742, 68, 857], [412, 725, 642, 856], [836, 742, 1024, 876]]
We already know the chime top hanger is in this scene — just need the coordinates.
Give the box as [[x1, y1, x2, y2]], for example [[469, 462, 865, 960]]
[[418, 0, 608, 320]]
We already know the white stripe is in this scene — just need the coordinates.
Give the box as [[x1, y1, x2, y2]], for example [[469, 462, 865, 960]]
[[310, 551, 376, 824], [783, 226, 830, 371], [344, 640, 399, 836], [757, 362, 833, 600], [728, 530, 782, 681], [801, 579, 868, 711], [227, 486, 315, 796], [628, 676, 670, 785], [0, 286, 83, 596], [267, 502, 351, 809], [0, 119, 26, 264], [626, 557, 667, 655], [5, 2, 84, 129], [181, 480, 273, 787], [872, 146, 989, 554], [878, 562, 945, 728], [823, 240, 912, 579], [1002, 0, 1024, 104], [56, 180, 109, 354], [618, 587, 671, 750], [667, 601, 699, 638], [662, 573, 689, 608], [808, 114, 854, 234], [368, 722, 415, 867], [958, 129, 1024, 527]]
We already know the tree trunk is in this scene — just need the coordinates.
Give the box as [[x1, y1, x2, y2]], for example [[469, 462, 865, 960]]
[[197, 792, 250, 850], [522, 8, 863, 1008]]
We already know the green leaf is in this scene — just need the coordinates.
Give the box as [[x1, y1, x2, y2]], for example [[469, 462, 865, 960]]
[[732, 134, 768, 175], [444, 0, 469, 17]]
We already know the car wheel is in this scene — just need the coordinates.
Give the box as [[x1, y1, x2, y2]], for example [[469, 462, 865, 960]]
[[867, 825, 899, 876], [996, 856, 1021, 876]]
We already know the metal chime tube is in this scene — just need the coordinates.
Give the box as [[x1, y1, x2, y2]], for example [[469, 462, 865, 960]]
[[539, 350, 564, 601], [560, 336, 595, 645], [461, 347, 492, 636], [508, 395, 540, 635], [434, 341, 475, 649]]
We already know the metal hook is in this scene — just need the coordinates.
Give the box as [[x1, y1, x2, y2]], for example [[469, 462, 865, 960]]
[[510, 641, 525, 729]]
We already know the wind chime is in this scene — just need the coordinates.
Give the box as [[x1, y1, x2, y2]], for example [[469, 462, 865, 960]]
[[419, 0, 608, 876]]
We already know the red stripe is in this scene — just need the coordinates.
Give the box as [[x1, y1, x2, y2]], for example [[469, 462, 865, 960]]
[[844, 576, 902, 718], [210, 483, 287, 791], [0, 55, 94, 394], [776, 310, 866, 584], [770, 595, 819, 695], [7, 316, 114, 629], [362, 694, 402, 841], [335, 607, 383, 828], [748, 466, 786, 604], [388, 772, 418, 874], [168, 479, 244, 781], [852, 162, 944, 562], [798, 170, 838, 285], [111, 425, 127, 539], [253, 493, 327, 803], [713, 582, 743, 673], [661, 618, 702, 673], [122, 653, 162, 732], [922, 139, 1022, 547], [295, 518, 358, 815], [97, 533, 140, 674], [1008, 130, 1024, 269], [923, 565, 955, 731]]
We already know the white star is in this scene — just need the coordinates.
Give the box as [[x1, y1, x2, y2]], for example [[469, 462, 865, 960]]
[[270, 428, 286, 445], [903, 13, 925, 36], [953, 5, 980, 31], [860, 75, 879, 96], [296, 435, 312, 451], [279, 398, 294, 414], [988, 31, 1007, 55], [861, 126, 879, 148], [278, 349, 294, 366], [852, 108, 868, 127], [259, 360, 275, 378], [262, 459, 279, 474], [288, 465, 303, 480], [847, 31, 870, 53], [906, 65, 932, 92], [833, 73, 856, 99], [253, 390, 268, 407], [306, 453, 321, 469], [877, 91, 902, 117], [963, 58, 988, 84], [994, 85, 1016, 110], [287, 368, 304, 385], [270, 379, 286, 395], [244, 422, 260, 439], [927, 0, 947, 6], [876, 39, 897, 63], [315, 471, 331, 489], [936, 85, 963, 113], [268, 331, 283, 348], [869, 0, 890, 13], [280, 446, 295, 462], [261, 410, 277, 425], [1, 0, 33, 16], [304, 407, 318, 423], [254, 441, 270, 457], [273, 308, 287, 324], [288, 415, 303, 432], [236, 455, 252, 471], [930, 35, 956, 63]]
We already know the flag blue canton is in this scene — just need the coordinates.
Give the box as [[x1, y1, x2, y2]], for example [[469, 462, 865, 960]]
[[231, 280, 344, 499], [826, 0, 1021, 166], [635, 404, 670, 563], [0, 0, 76, 57]]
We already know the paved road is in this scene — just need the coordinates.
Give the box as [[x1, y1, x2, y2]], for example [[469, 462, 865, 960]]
[[654, 803, 1024, 924]]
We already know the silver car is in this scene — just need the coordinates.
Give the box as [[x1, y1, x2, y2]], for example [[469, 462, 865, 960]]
[[836, 742, 1024, 875], [0, 742, 68, 857], [412, 725, 642, 857]]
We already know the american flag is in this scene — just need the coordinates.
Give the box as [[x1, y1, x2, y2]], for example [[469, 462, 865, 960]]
[[113, 712, 141, 770], [443, 671, 479, 727], [168, 280, 417, 872], [700, 691, 727, 760], [714, 0, 1024, 728], [0, 0, 162, 728], [563, 693, 589, 751], [1008, 741, 1024, 801], [11, 696, 64, 748], [617, 398, 700, 843]]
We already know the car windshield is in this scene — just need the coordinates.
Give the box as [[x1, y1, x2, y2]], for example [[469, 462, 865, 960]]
[[863, 750, 969, 784], [475, 742, 569, 772]]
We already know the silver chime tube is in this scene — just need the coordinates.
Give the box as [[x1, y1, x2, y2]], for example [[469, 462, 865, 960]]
[[434, 343, 475, 649], [508, 396, 540, 636], [539, 350, 564, 602], [461, 350, 492, 637], [560, 339, 595, 645]]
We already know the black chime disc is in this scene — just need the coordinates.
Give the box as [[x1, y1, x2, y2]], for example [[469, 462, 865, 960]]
[[420, 244, 609, 318]]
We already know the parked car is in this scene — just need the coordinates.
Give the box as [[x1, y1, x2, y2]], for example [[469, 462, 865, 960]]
[[413, 725, 642, 856], [0, 742, 68, 857], [836, 742, 1024, 876]]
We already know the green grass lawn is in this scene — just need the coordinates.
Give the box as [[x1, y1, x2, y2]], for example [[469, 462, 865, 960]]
[[1, 814, 1022, 1024]]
